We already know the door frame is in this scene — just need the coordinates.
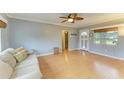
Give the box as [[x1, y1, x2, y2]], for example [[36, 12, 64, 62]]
[[62, 30, 69, 51], [80, 31, 89, 51]]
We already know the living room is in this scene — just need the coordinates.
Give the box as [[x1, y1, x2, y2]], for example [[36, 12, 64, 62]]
[[1, 0, 124, 93], [1, 13, 124, 79]]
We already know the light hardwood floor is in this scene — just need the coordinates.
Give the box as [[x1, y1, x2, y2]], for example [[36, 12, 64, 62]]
[[38, 50, 124, 79]]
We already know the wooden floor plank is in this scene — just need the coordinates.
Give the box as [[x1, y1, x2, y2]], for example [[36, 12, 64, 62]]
[[38, 50, 124, 79]]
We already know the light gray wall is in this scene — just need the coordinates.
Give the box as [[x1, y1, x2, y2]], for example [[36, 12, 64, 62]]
[[9, 18, 79, 54], [79, 19, 124, 59]]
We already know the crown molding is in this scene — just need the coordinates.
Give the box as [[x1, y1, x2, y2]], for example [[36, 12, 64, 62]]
[[6, 14, 77, 29]]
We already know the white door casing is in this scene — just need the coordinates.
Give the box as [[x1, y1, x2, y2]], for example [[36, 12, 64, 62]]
[[80, 32, 89, 51]]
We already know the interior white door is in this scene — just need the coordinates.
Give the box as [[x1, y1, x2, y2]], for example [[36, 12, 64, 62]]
[[80, 32, 88, 50]]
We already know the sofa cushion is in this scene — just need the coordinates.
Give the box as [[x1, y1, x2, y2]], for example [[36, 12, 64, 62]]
[[11, 64, 41, 79], [0, 52, 16, 68], [0, 60, 13, 79], [11, 55, 42, 79], [1, 48, 15, 54]]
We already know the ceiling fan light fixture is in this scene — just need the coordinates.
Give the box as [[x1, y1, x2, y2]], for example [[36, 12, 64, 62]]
[[68, 18, 73, 22], [60, 13, 83, 23]]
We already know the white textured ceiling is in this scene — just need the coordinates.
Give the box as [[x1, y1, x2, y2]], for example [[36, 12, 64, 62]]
[[7, 13, 124, 28]]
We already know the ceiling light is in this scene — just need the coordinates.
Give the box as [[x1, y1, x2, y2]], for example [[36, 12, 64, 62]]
[[68, 18, 73, 22]]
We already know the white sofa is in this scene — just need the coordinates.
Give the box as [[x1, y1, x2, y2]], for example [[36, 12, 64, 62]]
[[0, 48, 42, 79]]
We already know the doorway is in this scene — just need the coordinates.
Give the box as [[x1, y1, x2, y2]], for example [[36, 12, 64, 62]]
[[80, 32, 89, 51], [62, 31, 69, 51]]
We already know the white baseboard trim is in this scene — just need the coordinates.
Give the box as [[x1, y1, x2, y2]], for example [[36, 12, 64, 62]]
[[37, 52, 53, 57], [89, 50, 124, 61], [78, 48, 90, 52], [69, 48, 80, 51], [37, 49, 124, 61], [37, 48, 79, 57]]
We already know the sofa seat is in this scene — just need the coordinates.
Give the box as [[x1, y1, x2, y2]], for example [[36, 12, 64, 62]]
[[11, 55, 42, 79]]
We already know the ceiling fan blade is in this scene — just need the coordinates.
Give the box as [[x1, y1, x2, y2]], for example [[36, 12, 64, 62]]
[[61, 20, 67, 23], [75, 17, 84, 20], [59, 17, 68, 19], [73, 13, 77, 17]]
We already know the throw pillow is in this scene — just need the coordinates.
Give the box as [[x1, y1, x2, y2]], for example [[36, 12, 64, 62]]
[[14, 50, 28, 62]]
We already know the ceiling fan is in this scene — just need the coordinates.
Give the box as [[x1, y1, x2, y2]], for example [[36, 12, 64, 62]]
[[59, 13, 84, 23]]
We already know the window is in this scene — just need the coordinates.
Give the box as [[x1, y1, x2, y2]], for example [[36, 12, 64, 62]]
[[105, 31, 118, 45], [94, 32, 101, 44], [94, 27, 118, 45]]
